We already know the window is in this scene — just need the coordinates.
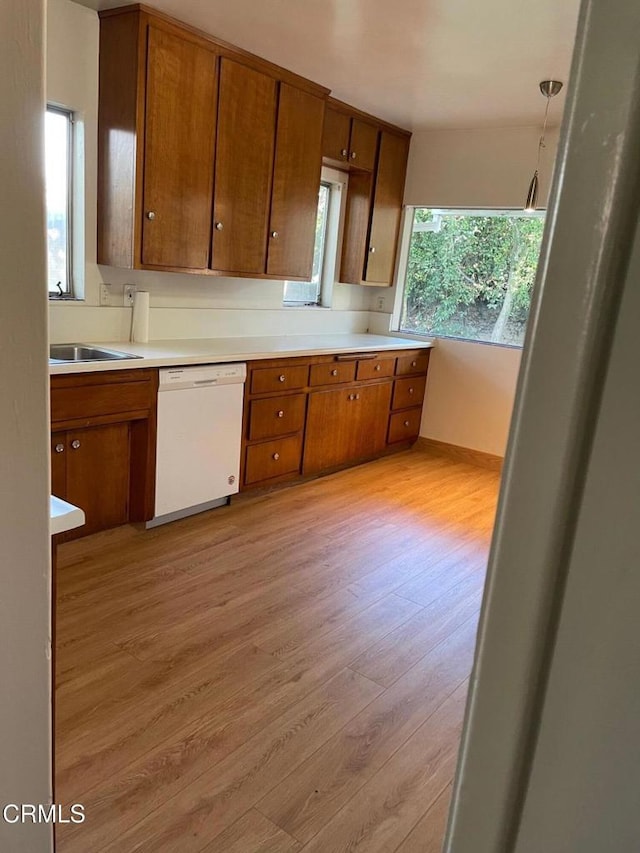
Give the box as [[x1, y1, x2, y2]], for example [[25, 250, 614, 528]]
[[283, 183, 331, 306], [45, 106, 73, 297], [398, 208, 545, 346]]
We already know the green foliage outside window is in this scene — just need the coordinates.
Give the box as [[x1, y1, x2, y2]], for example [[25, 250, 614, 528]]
[[401, 209, 545, 346]]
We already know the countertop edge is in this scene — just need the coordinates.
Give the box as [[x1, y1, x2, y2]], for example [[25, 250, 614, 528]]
[[50, 496, 85, 536]]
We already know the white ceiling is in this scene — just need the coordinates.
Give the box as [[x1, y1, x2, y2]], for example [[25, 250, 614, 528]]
[[74, 0, 581, 131]]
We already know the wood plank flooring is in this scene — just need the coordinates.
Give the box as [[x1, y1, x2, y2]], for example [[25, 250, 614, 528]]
[[55, 448, 499, 853]]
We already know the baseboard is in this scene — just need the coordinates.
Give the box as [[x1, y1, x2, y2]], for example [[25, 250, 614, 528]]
[[415, 436, 504, 472]]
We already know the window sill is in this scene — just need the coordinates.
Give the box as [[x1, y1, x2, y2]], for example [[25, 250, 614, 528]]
[[395, 330, 523, 350], [282, 303, 331, 310]]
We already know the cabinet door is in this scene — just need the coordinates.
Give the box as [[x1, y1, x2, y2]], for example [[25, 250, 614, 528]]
[[141, 24, 218, 270], [322, 106, 350, 162], [65, 423, 131, 536], [51, 432, 67, 499], [212, 59, 277, 274], [349, 119, 378, 171], [267, 83, 325, 279], [303, 382, 392, 474], [340, 170, 374, 284], [364, 131, 410, 284]]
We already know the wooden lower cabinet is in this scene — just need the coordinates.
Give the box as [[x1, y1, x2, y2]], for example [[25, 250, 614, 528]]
[[240, 348, 431, 491], [65, 423, 131, 535], [51, 369, 158, 540], [303, 382, 392, 475]]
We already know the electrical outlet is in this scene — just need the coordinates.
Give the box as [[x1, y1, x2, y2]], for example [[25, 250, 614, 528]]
[[123, 284, 136, 307], [100, 283, 111, 306], [376, 296, 385, 311]]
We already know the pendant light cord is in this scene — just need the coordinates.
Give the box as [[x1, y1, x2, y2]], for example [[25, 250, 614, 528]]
[[535, 95, 552, 173]]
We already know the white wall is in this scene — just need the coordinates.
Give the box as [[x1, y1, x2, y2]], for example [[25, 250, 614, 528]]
[[46, 0, 371, 344], [0, 0, 53, 850], [371, 125, 560, 456]]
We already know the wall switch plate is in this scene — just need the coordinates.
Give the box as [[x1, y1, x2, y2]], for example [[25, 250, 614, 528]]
[[100, 283, 111, 306], [123, 284, 136, 307], [376, 296, 385, 311]]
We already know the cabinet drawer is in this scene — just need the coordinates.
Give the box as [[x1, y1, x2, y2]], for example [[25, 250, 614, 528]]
[[250, 365, 309, 394], [248, 394, 306, 440], [356, 357, 395, 381], [51, 378, 154, 423], [245, 435, 303, 485], [392, 376, 426, 410], [309, 361, 356, 387], [396, 351, 431, 376], [388, 409, 422, 444]]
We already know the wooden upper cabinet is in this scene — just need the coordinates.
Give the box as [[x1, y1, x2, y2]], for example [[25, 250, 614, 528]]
[[322, 108, 379, 171], [322, 106, 351, 162], [141, 24, 218, 270], [349, 119, 378, 171], [267, 84, 325, 280], [97, 6, 328, 277], [212, 59, 277, 275], [364, 131, 411, 285]]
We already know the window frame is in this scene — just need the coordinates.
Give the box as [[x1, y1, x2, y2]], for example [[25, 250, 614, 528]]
[[392, 206, 546, 349], [283, 181, 333, 307], [46, 104, 75, 300]]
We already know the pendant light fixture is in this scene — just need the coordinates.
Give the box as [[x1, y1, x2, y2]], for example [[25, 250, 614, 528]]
[[524, 79, 563, 211]]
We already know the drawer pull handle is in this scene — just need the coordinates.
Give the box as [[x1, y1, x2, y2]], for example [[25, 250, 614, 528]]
[[54, 443, 64, 454], [375, 364, 381, 371], [272, 452, 280, 461], [277, 410, 284, 418], [278, 375, 286, 382], [331, 369, 338, 376], [404, 420, 410, 427], [71, 439, 81, 450]]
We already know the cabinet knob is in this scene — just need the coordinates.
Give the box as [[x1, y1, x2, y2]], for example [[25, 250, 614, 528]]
[[277, 410, 284, 418], [404, 420, 410, 427], [278, 374, 286, 382], [375, 364, 381, 371], [341, 148, 348, 158], [54, 443, 65, 454], [271, 231, 279, 239], [350, 151, 357, 160], [71, 439, 81, 449], [331, 368, 338, 376], [411, 360, 417, 367], [355, 393, 360, 400], [369, 246, 376, 254], [408, 387, 414, 395], [215, 221, 224, 231], [146, 211, 156, 221], [272, 452, 280, 461], [348, 394, 355, 401]]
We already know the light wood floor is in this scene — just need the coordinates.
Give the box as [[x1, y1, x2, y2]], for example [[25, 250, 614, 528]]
[[55, 448, 499, 853]]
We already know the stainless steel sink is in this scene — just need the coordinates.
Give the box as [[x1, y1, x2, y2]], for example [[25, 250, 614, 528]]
[[49, 344, 142, 363]]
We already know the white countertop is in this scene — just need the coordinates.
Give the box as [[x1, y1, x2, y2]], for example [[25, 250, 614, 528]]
[[50, 496, 85, 536], [49, 333, 433, 375]]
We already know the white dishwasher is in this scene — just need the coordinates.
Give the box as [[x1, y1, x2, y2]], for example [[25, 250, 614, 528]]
[[151, 363, 246, 526]]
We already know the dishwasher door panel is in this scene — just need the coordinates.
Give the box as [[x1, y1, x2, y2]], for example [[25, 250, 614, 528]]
[[155, 383, 243, 517]]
